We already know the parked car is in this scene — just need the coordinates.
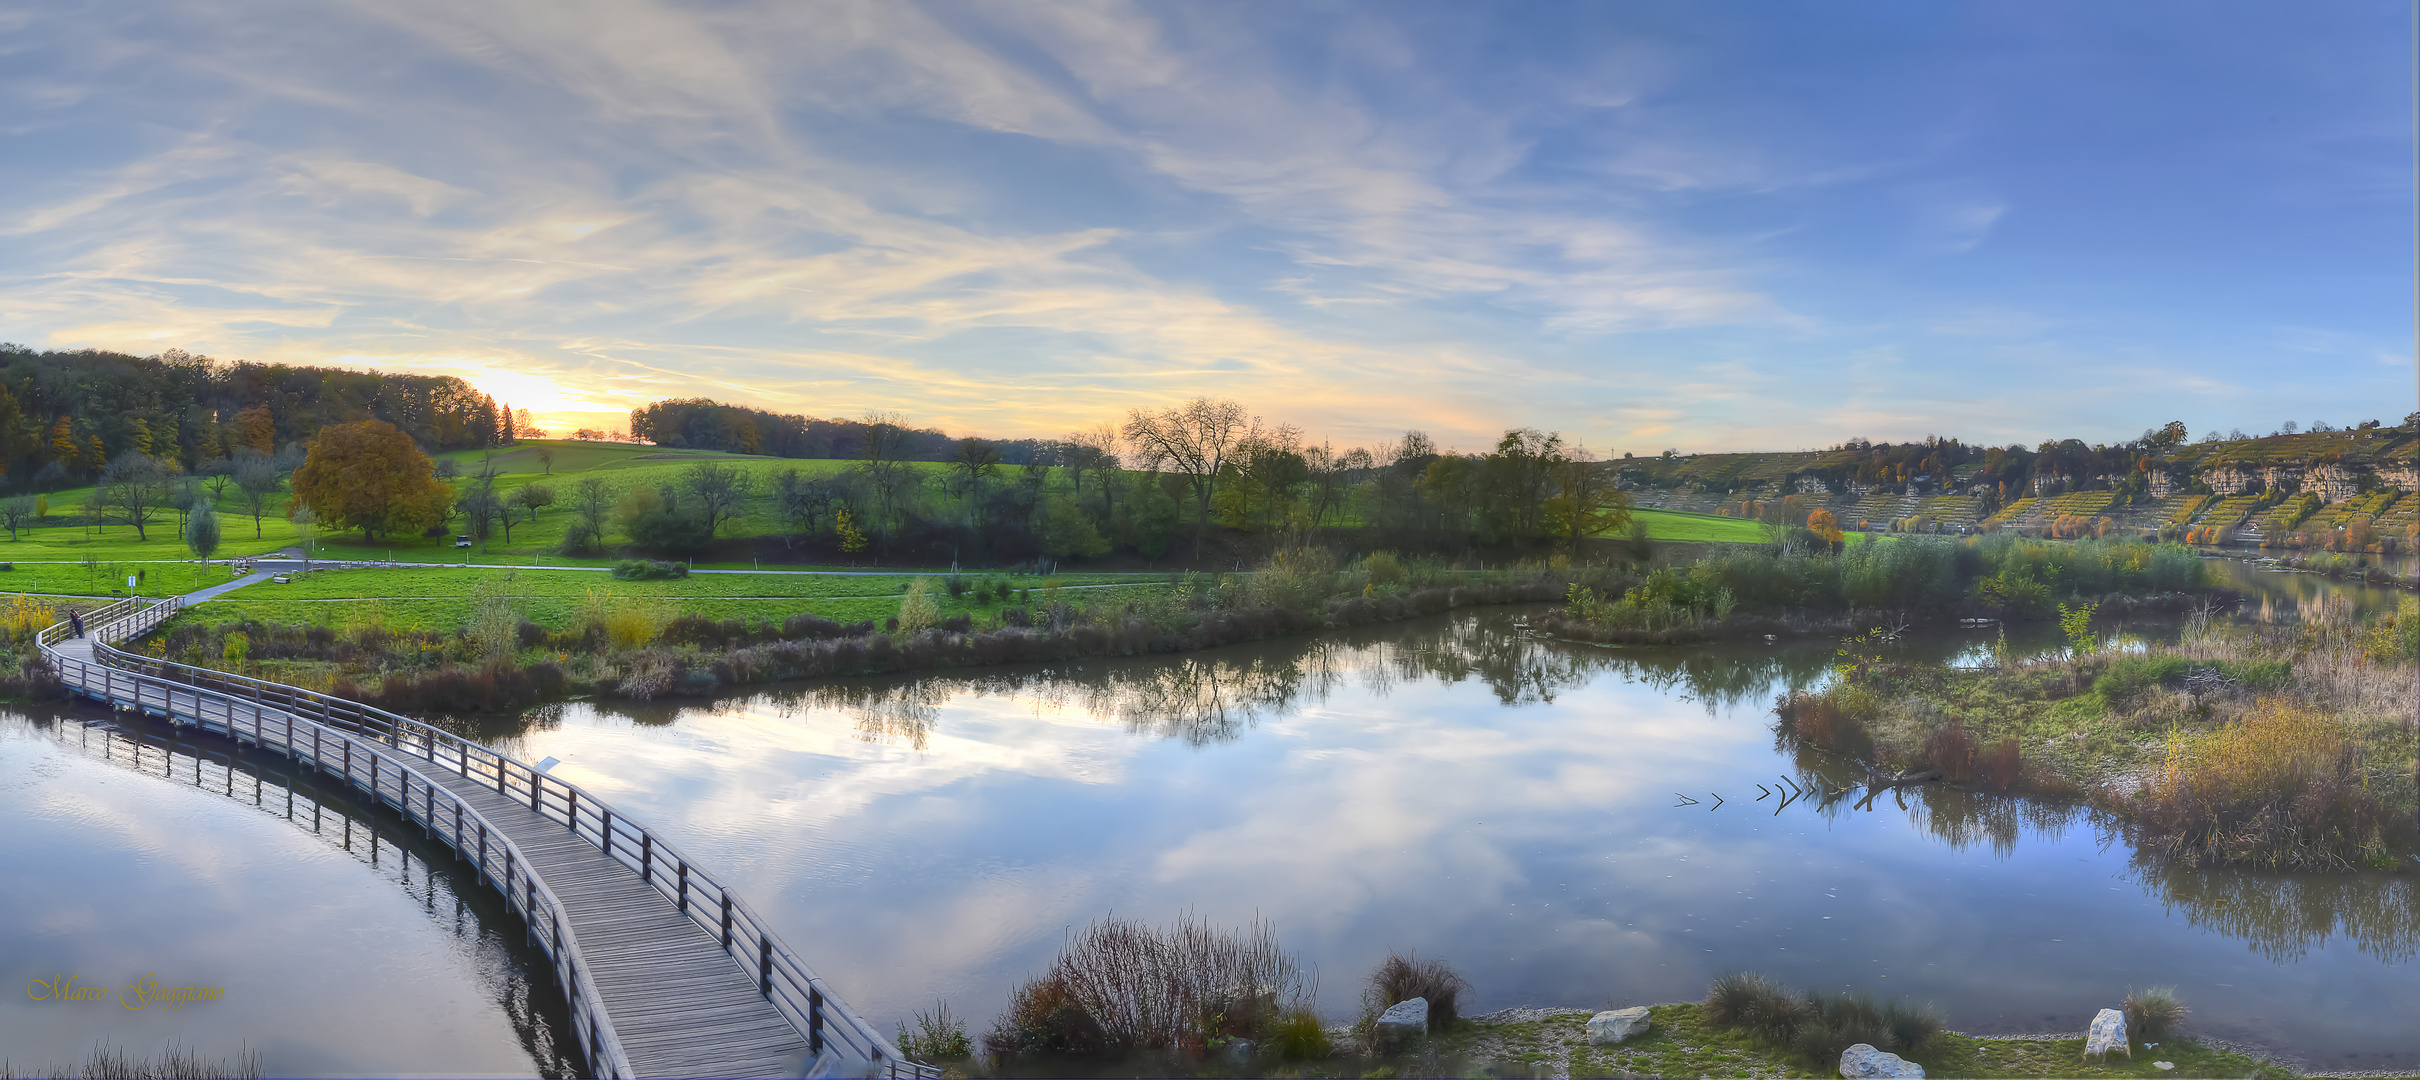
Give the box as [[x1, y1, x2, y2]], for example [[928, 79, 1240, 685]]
[[454, 535, 473, 548]]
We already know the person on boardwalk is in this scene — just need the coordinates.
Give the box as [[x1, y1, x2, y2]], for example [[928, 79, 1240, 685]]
[[67, 608, 83, 639]]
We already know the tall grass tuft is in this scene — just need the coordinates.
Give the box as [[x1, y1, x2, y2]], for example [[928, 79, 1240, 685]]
[[1367, 951, 1468, 1032], [1703, 971, 1809, 1044], [1704, 973, 1940, 1064], [2123, 986, 2188, 1041]]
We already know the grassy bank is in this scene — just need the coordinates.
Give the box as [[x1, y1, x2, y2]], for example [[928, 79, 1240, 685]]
[[1778, 597, 2418, 870], [131, 552, 1591, 715], [1538, 534, 2210, 645], [176, 565, 1154, 631], [925, 913, 2305, 1079]]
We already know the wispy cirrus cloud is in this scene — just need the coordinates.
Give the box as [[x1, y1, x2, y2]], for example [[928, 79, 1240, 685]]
[[0, 1, 2404, 450]]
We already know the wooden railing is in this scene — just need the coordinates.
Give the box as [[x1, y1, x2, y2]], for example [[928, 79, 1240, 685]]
[[50, 597, 933, 1080], [40, 599, 636, 1077]]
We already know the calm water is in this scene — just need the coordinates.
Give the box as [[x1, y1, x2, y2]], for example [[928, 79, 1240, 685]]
[[0, 712, 580, 1077], [5, 583, 2415, 1075]]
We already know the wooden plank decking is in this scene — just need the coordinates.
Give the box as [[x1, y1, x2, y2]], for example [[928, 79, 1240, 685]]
[[42, 601, 914, 1079]]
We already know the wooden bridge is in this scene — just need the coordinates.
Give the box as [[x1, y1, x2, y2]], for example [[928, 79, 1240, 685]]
[[42, 597, 935, 1080]]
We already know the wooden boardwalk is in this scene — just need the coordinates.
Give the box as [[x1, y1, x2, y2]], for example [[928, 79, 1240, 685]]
[[44, 598, 931, 1080]]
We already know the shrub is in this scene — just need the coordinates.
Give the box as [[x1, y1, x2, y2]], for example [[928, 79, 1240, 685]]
[[2135, 697, 2397, 868], [611, 559, 688, 581], [555, 523, 604, 557], [896, 1000, 971, 1063], [1267, 1007, 1332, 1060], [897, 578, 940, 637], [945, 572, 968, 599], [1367, 951, 1467, 1032], [984, 974, 1108, 1060], [2124, 986, 2187, 1040], [988, 913, 1309, 1060], [2095, 655, 2193, 706], [1362, 551, 1407, 588], [1923, 718, 1977, 781]]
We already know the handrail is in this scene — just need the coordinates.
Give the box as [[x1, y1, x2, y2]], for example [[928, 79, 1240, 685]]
[[64, 597, 931, 1078], [40, 601, 635, 1078]]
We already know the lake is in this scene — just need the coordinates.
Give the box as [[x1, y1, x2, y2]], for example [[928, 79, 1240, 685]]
[[4, 579, 2413, 1074]]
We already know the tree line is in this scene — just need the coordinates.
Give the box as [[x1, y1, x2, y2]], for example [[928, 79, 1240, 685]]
[[0, 344, 532, 489]]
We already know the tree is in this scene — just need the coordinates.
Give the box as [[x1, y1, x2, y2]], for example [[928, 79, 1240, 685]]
[[236, 460, 283, 539], [682, 460, 752, 539], [537, 447, 555, 474], [850, 411, 920, 549], [1064, 424, 1123, 519], [0, 496, 32, 541], [950, 438, 1002, 528], [185, 503, 222, 564], [288, 419, 454, 542], [571, 477, 613, 539], [519, 483, 555, 523], [1123, 398, 1255, 552], [198, 457, 236, 499], [1544, 449, 1632, 551], [100, 451, 171, 541], [433, 457, 462, 481], [773, 469, 840, 542], [457, 479, 504, 551], [1806, 508, 1845, 546], [235, 405, 277, 454]]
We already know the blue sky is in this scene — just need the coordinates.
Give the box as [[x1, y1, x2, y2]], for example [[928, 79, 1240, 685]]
[[0, 1, 2409, 452]]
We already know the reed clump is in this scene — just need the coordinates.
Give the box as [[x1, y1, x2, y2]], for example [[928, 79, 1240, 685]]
[[1366, 950, 1469, 1032], [2123, 986, 2188, 1041]]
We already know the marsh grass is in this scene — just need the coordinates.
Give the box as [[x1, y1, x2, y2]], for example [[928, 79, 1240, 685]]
[[0, 1044, 261, 1080], [1367, 951, 1469, 1032], [2122, 986, 2188, 1041], [1702, 972, 1941, 1067]]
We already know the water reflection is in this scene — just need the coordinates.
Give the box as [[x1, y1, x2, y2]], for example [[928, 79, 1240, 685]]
[[0, 711, 579, 1077], [447, 600, 2411, 1071]]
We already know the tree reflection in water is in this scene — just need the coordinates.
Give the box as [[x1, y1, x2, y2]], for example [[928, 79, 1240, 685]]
[[503, 608, 2417, 965], [711, 611, 1843, 750]]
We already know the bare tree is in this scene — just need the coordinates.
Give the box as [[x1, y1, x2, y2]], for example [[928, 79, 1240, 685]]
[[851, 411, 921, 551], [236, 461, 283, 539], [950, 438, 1002, 529], [1064, 424, 1123, 520], [1123, 398, 1256, 552], [571, 477, 614, 538]]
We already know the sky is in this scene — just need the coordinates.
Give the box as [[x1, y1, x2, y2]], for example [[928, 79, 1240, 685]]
[[0, 1, 2411, 453]]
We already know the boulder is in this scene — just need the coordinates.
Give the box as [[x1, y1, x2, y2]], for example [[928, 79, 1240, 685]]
[[1839, 1043, 1925, 1078], [2154, 1063, 2176, 1072], [1586, 1007, 1652, 1044], [1374, 997, 1429, 1050], [2085, 1008, 2129, 1060]]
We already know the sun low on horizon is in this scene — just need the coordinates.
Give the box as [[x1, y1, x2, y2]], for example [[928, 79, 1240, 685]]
[[1, 1, 2410, 453]]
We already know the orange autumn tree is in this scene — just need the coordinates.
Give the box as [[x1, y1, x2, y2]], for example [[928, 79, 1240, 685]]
[[1806, 508, 1844, 545], [289, 419, 454, 542]]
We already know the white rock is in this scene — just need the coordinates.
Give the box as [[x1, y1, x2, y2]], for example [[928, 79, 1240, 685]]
[[2085, 1008, 2130, 1060], [1839, 1042, 1925, 1078], [1587, 1006, 1651, 1044], [1374, 997, 1429, 1050], [2154, 1063, 2176, 1072]]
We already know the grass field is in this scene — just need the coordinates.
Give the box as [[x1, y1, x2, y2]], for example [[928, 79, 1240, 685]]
[[1630, 508, 1876, 545], [176, 564, 1167, 631]]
